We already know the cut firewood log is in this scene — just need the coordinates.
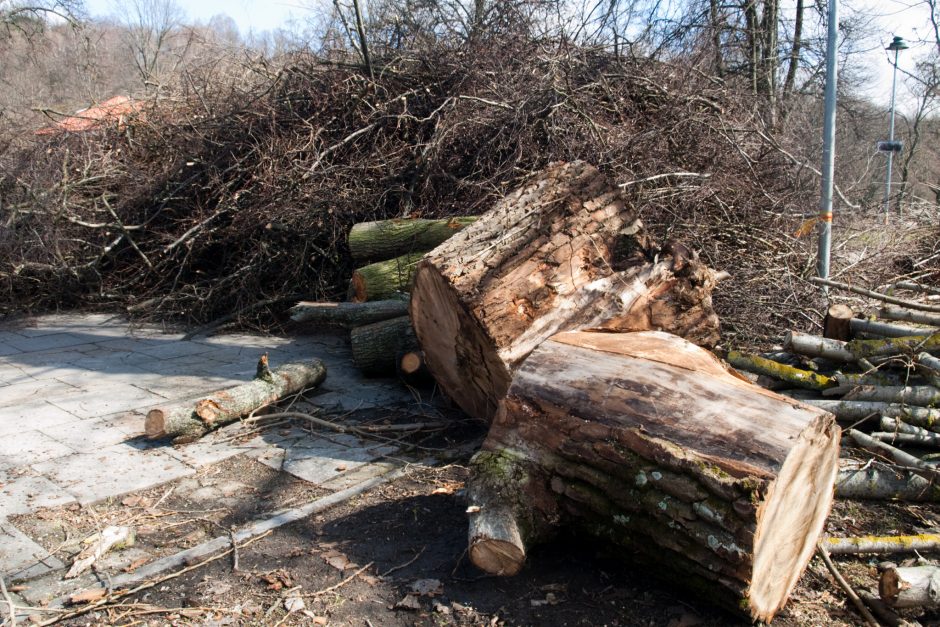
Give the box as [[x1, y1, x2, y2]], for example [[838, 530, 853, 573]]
[[825, 534, 940, 555], [881, 305, 940, 327], [396, 350, 432, 386], [290, 299, 408, 327], [882, 416, 940, 438], [466, 331, 840, 622], [850, 318, 936, 339], [350, 316, 418, 376], [802, 400, 940, 428], [836, 465, 940, 501], [726, 350, 836, 390], [846, 333, 940, 359], [847, 429, 939, 482], [824, 304, 854, 341], [348, 217, 477, 262], [872, 432, 940, 448], [833, 385, 940, 407], [348, 253, 423, 302], [784, 331, 855, 362], [410, 161, 719, 422], [834, 370, 904, 387], [145, 356, 327, 443], [881, 565, 940, 608], [916, 352, 940, 388]]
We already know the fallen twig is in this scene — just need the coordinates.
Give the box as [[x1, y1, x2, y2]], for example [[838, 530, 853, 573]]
[[816, 543, 880, 627]]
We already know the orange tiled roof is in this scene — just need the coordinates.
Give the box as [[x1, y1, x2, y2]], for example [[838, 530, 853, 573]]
[[35, 95, 144, 135]]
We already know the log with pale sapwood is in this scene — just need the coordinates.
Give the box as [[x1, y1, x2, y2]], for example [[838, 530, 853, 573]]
[[289, 299, 409, 327], [850, 318, 937, 339], [917, 352, 940, 388], [830, 384, 940, 407], [872, 431, 940, 448], [847, 429, 940, 482], [409, 161, 720, 422], [882, 565, 940, 609], [350, 316, 418, 376], [784, 331, 855, 362], [465, 330, 840, 622], [348, 217, 477, 261], [145, 355, 327, 443], [824, 534, 940, 555], [800, 400, 940, 428]]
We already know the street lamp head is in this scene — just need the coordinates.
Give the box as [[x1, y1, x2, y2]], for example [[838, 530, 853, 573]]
[[887, 36, 909, 51]]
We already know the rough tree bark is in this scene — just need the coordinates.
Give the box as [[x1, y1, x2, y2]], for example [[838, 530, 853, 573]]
[[290, 299, 409, 327], [350, 316, 418, 376], [466, 330, 840, 622], [410, 161, 720, 422]]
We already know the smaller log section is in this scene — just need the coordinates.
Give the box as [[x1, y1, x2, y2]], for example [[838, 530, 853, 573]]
[[348, 253, 423, 302], [348, 217, 477, 261], [824, 304, 854, 341], [881, 565, 940, 608], [467, 331, 840, 622], [145, 355, 327, 443], [410, 161, 720, 422], [290, 299, 408, 327], [350, 316, 418, 376]]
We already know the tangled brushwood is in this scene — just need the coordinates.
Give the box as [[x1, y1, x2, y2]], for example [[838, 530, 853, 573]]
[[0, 38, 935, 346]]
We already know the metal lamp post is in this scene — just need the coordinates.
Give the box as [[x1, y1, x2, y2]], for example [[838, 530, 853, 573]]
[[883, 35, 908, 223]]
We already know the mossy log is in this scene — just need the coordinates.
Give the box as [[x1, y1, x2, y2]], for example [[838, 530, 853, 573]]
[[833, 371, 903, 387], [880, 305, 940, 328], [836, 465, 940, 502], [145, 356, 327, 443], [825, 534, 940, 555], [726, 350, 836, 390], [348, 217, 477, 261], [467, 331, 840, 622], [410, 161, 720, 422], [348, 253, 424, 302], [290, 299, 408, 327], [846, 333, 940, 359], [881, 565, 940, 608], [350, 316, 418, 376]]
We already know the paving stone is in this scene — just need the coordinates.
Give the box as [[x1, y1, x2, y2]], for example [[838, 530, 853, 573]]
[[319, 460, 399, 491], [0, 342, 19, 357], [0, 378, 80, 405], [32, 444, 195, 505], [0, 475, 76, 517], [0, 520, 65, 581], [137, 341, 216, 360], [47, 383, 165, 419], [0, 401, 81, 437], [105, 411, 148, 438], [0, 431, 76, 470], [4, 333, 97, 353], [41, 416, 133, 451], [259, 434, 399, 485], [163, 434, 254, 468], [93, 337, 165, 352]]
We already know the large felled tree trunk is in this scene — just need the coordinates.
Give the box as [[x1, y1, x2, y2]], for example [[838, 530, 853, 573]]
[[410, 161, 720, 422], [467, 331, 840, 622]]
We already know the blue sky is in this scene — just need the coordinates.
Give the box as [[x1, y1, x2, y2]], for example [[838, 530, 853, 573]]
[[83, 0, 312, 35]]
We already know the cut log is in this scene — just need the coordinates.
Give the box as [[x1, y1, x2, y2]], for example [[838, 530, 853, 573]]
[[290, 299, 408, 327], [350, 316, 418, 376], [850, 317, 936, 339], [784, 331, 855, 362], [847, 429, 940, 482], [348, 253, 424, 302], [881, 565, 940, 608], [846, 333, 940, 359], [726, 350, 836, 390], [881, 416, 940, 438], [916, 352, 940, 388], [824, 304, 854, 341], [835, 385, 940, 407], [836, 465, 940, 501], [348, 217, 477, 261], [396, 350, 432, 386], [872, 432, 940, 448], [144, 356, 327, 443], [410, 161, 719, 422], [825, 534, 940, 555], [834, 370, 904, 387], [467, 331, 840, 622], [880, 305, 940, 327]]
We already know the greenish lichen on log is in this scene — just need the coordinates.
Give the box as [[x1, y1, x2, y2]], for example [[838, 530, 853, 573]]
[[467, 330, 840, 622], [726, 350, 836, 390], [348, 216, 478, 262], [846, 333, 940, 360], [144, 356, 327, 443], [348, 253, 424, 302]]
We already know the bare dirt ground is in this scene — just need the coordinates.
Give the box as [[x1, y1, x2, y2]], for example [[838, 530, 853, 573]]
[[11, 409, 940, 627]]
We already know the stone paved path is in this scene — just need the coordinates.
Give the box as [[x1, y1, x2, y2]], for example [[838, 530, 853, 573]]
[[0, 313, 417, 584]]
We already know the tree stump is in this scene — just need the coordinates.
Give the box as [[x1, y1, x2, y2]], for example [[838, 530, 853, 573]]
[[466, 331, 840, 622], [410, 161, 720, 422]]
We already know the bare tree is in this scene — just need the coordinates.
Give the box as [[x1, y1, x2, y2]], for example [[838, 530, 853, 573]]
[[112, 0, 184, 84]]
